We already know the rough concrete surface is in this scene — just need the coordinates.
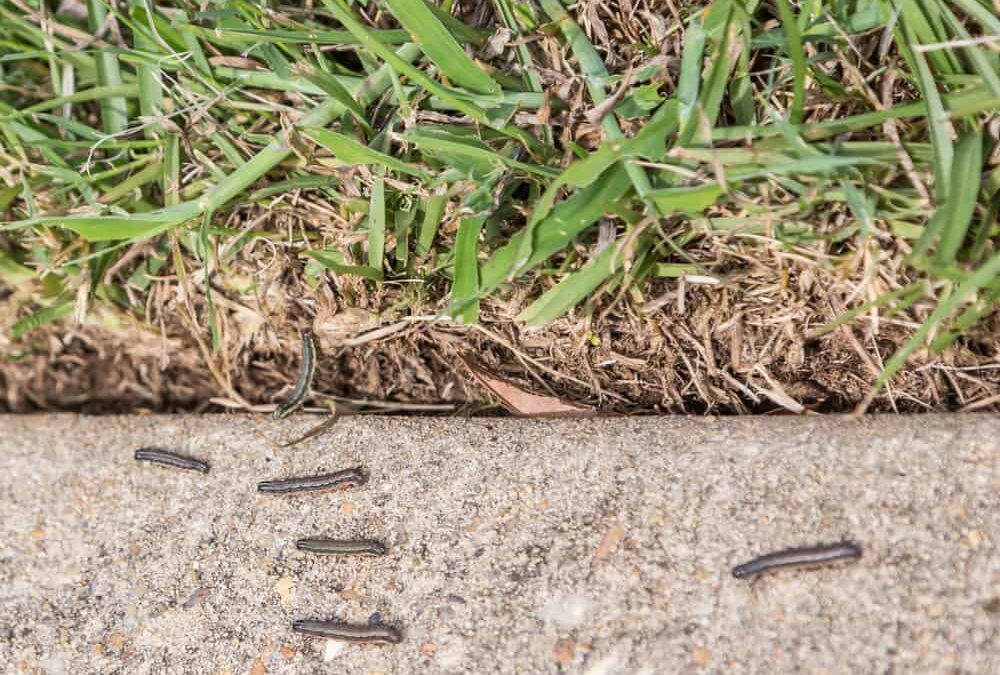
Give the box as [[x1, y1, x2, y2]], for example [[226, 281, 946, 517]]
[[0, 414, 997, 674]]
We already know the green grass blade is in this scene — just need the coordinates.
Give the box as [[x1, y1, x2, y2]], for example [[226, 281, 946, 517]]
[[0, 247, 34, 285], [299, 66, 373, 133], [194, 27, 410, 45], [98, 160, 163, 205], [368, 177, 386, 272], [86, 0, 128, 134], [305, 127, 429, 179], [403, 129, 556, 178], [320, 0, 496, 127], [163, 135, 180, 206], [729, 10, 754, 125], [929, 283, 1000, 354], [517, 239, 626, 327], [934, 129, 983, 264], [384, 0, 500, 95], [15, 211, 192, 242], [11, 297, 74, 340], [911, 128, 984, 262], [648, 183, 726, 213], [417, 189, 447, 256], [306, 250, 384, 281], [776, 0, 805, 124], [896, 15, 953, 201], [0, 85, 139, 123], [450, 215, 484, 324], [676, 16, 706, 140], [130, 3, 164, 138], [480, 165, 633, 292]]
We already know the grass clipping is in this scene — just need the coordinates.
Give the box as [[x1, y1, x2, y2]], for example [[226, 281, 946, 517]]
[[0, 0, 998, 414]]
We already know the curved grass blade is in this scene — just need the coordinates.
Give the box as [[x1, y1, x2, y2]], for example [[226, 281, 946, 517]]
[[480, 165, 633, 293], [517, 238, 629, 327], [896, 15, 953, 201], [417, 189, 447, 256], [934, 129, 983, 264], [384, 0, 500, 95], [306, 250, 383, 281], [11, 297, 74, 340], [8, 212, 190, 242], [305, 127, 429, 179]]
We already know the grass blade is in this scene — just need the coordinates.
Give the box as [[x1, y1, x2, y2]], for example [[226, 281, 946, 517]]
[[417, 189, 448, 256], [450, 215, 484, 324], [517, 239, 628, 327], [676, 15, 706, 140], [305, 127, 429, 179], [934, 129, 983, 264], [11, 297, 74, 340], [86, 0, 128, 134], [481, 165, 633, 292], [776, 0, 805, 124], [896, 14, 953, 201], [299, 65, 374, 133], [306, 250, 384, 281], [15, 211, 192, 242], [368, 177, 386, 272], [384, 0, 500, 95]]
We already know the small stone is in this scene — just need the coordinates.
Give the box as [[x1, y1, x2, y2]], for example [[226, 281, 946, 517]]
[[341, 501, 355, 515], [106, 633, 126, 650], [692, 646, 711, 667], [552, 639, 576, 666], [538, 594, 596, 629], [420, 643, 438, 658], [340, 588, 362, 601], [279, 646, 295, 661], [593, 525, 626, 565], [182, 587, 211, 610], [249, 657, 266, 675], [274, 576, 294, 605], [322, 640, 344, 662]]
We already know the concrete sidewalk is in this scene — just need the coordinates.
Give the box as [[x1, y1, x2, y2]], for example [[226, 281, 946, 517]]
[[1, 414, 997, 674]]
